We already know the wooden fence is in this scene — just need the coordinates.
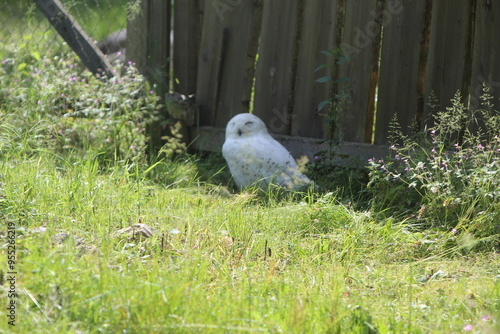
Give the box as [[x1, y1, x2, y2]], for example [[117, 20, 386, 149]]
[[127, 0, 499, 162]]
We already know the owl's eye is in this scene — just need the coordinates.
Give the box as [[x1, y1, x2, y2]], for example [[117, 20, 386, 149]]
[[244, 121, 253, 126]]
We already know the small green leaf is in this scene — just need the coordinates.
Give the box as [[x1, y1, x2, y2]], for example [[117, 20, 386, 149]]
[[321, 50, 335, 56], [337, 55, 351, 64], [317, 99, 331, 112], [31, 51, 41, 61], [315, 76, 332, 83], [17, 63, 27, 71], [314, 64, 330, 72]]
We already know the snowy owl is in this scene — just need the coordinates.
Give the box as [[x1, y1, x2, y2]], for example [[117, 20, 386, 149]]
[[222, 113, 312, 190]]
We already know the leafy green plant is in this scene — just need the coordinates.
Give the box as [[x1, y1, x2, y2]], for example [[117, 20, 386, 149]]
[[0, 45, 185, 165], [315, 48, 352, 156], [367, 89, 500, 242], [309, 48, 368, 200], [307, 159, 369, 204]]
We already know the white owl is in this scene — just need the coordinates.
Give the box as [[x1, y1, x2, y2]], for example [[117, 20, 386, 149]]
[[222, 113, 312, 190]]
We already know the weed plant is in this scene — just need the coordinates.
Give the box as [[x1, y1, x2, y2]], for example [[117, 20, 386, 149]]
[[368, 89, 500, 244], [0, 46, 185, 166]]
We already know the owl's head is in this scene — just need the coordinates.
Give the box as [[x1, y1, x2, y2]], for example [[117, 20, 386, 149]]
[[225, 113, 268, 139]]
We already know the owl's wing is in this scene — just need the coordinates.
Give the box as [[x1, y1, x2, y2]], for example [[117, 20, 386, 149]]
[[223, 134, 310, 190], [270, 157, 311, 190], [258, 136, 312, 189]]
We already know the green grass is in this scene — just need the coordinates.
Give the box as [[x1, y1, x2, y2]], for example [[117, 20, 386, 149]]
[[0, 150, 499, 333]]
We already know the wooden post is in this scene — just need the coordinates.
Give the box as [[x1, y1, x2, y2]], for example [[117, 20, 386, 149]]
[[470, 1, 500, 112], [173, 0, 204, 95], [127, 0, 172, 149], [127, 0, 171, 97], [33, 0, 114, 78], [253, 0, 300, 134], [196, 0, 263, 127], [375, 0, 426, 144], [339, 0, 381, 143], [423, 1, 473, 123], [127, 0, 149, 73], [292, 0, 340, 139]]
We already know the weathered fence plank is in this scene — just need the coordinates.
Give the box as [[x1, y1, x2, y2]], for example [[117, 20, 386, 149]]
[[415, 0, 433, 133], [194, 1, 224, 126], [127, 0, 171, 148], [292, 0, 339, 139], [375, 0, 424, 144], [252, 0, 300, 134], [148, 0, 171, 96], [423, 0, 473, 123], [196, 0, 263, 127], [128, 0, 170, 97], [34, 0, 114, 77], [127, 0, 149, 73], [469, 1, 500, 112], [173, 0, 204, 95], [339, 0, 380, 143]]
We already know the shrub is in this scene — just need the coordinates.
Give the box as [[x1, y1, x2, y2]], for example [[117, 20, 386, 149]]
[[0, 42, 176, 164], [367, 89, 500, 240]]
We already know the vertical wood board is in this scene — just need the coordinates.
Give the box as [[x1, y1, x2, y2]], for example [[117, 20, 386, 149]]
[[339, 0, 379, 143], [147, 0, 171, 97], [127, 0, 149, 72], [196, 0, 262, 127], [375, 0, 425, 144], [128, 0, 171, 94], [173, 0, 204, 95], [195, 1, 225, 125], [292, 0, 339, 139], [423, 1, 473, 123], [253, 0, 300, 134], [469, 1, 500, 112]]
